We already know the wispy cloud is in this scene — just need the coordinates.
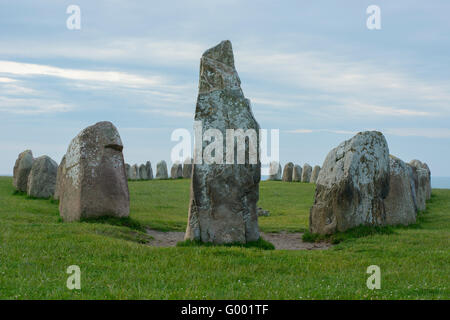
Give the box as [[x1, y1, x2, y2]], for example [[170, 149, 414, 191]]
[[0, 97, 72, 114]]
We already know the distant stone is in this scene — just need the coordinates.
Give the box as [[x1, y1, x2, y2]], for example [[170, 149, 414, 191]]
[[257, 207, 270, 217], [156, 160, 168, 179], [27, 155, 58, 198], [130, 164, 139, 180], [139, 164, 148, 180], [13, 150, 34, 192], [301, 164, 312, 183], [408, 162, 428, 212], [310, 131, 390, 235], [267, 161, 282, 180], [145, 161, 153, 180], [410, 159, 431, 201], [310, 165, 321, 183], [185, 40, 260, 244], [171, 162, 183, 179], [282, 162, 294, 182], [182, 158, 193, 179], [384, 156, 417, 225], [58, 121, 130, 222], [54, 155, 66, 200], [292, 165, 302, 182]]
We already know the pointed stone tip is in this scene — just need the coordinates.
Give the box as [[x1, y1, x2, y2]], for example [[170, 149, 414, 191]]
[[202, 40, 235, 68]]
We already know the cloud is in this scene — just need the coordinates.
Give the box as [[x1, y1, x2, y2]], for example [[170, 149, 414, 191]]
[[385, 128, 450, 139], [0, 96, 72, 114]]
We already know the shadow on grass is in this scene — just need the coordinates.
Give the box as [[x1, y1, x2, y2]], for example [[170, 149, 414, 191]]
[[176, 238, 275, 250], [12, 189, 59, 204], [80, 216, 147, 232]]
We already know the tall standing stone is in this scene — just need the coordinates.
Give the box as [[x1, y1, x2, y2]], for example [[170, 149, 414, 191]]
[[408, 162, 428, 211], [171, 162, 183, 179], [27, 155, 58, 198], [156, 160, 168, 179], [139, 164, 148, 180], [282, 162, 294, 182], [125, 163, 131, 180], [13, 150, 34, 192], [310, 131, 390, 235], [182, 158, 193, 179], [185, 40, 261, 244], [267, 161, 282, 181], [130, 164, 139, 180], [58, 121, 130, 222], [410, 159, 431, 201], [54, 155, 66, 200], [301, 163, 312, 183], [384, 156, 417, 225], [145, 161, 153, 180], [292, 164, 302, 182], [310, 165, 321, 183]]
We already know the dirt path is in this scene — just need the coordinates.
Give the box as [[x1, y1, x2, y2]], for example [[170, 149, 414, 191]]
[[146, 229, 331, 250]]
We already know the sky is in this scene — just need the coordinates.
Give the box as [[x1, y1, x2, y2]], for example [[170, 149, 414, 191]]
[[0, 0, 449, 180]]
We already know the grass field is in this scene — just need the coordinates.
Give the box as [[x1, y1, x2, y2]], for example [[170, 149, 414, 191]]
[[0, 176, 448, 299]]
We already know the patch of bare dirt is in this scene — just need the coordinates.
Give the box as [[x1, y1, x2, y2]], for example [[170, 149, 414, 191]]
[[146, 229, 331, 250]]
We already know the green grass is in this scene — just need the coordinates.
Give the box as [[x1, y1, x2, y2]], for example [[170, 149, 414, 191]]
[[0, 176, 449, 299]]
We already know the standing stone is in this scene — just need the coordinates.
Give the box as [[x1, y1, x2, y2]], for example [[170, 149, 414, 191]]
[[384, 156, 417, 225], [282, 162, 294, 182], [310, 165, 321, 183], [13, 150, 34, 192], [145, 161, 153, 180], [185, 40, 261, 244], [182, 158, 193, 179], [171, 162, 183, 179], [27, 155, 58, 198], [301, 163, 312, 183], [58, 121, 129, 222], [125, 163, 131, 180], [267, 161, 282, 181], [292, 164, 302, 182], [139, 164, 148, 180], [408, 162, 428, 211], [130, 164, 139, 180], [310, 131, 390, 235], [410, 159, 431, 201], [54, 155, 66, 200], [156, 160, 168, 179]]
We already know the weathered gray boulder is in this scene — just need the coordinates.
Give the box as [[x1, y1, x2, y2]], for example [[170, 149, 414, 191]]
[[301, 163, 312, 183], [384, 156, 417, 225], [13, 150, 34, 192], [139, 164, 148, 180], [125, 163, 131, 180], [408, 162, 428, 211], [257, 207, 270, 217], [156, 160, 168, 179], [282, 162, 294, 182], [310, 165, 321, 183], [182, 158, 193, 179], [310, 131, 390, 235], [185, 40, 261, 244], [410, 159, 431, 201], [130, 164, 139, 180], [58, 121, 130, 222], [145, 161, 153, 180], [292, 164, 302, 182], [171, 162, 183, 179], [267, 161, 282, 180], [54, 155, 66, 200], [27, 155, 58, 198]]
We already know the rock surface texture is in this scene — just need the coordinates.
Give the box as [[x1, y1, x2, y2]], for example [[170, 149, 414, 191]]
[[27, 155, 58, 198], [13, 150, 34, 192], [139, 164, 148, 180], [301, 164, 312, 183], [384, 156, 417, 225], [310, 131, 390, 235], [182, 158, 193, 179], [171, 162, 183, 179], [156, 160, 168, 179], [310, 165, 321, 183], [282, 162, 294, 182], [54, 155, 66, 200], [145, 161, 153, 180], [185, 40, 261, 244], [292, 164, 302, 182], [267, 161, 282, 180], [58, 121, 130, 222]]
